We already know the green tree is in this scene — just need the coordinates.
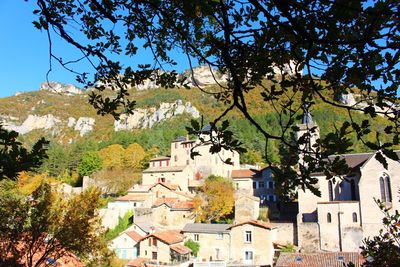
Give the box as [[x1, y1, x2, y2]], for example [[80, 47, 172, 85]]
[[184, 239, 200, 257], [0, 126, 48, 180], [78, 151, 103, 177], [105, 210, 134, 241], [32, 0, 400, 195]]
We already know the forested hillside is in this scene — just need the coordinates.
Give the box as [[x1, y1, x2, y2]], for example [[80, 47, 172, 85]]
[[0, 82, 394, 189]]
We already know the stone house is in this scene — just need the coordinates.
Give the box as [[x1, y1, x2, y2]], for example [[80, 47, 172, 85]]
[[182, 223, 231, 261], [228, 220, 277, 266], [182, 220, 277, 266], [109, 230, 143, 260], [151, 197, 195, 229], [138, 230, 192, 266], [296, 112, 400, 252], [234, 193, 260, 222], [232, 168, 277, 203], [142, 165, 194, 191]]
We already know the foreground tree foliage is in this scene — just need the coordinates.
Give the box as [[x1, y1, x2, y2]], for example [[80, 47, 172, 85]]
[[360, 196, 400, 267], [193, 175, 234, 223], [0, 175, 109, 266], [32, 0, 400, 196]]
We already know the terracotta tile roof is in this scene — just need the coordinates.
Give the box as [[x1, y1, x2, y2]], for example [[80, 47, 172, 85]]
[[125, 230, 143, 242], [149, 182, 180, 191], [126, 257, 149, 267], [153, 197, 180, 206], [170, 244, 192, 255], [153, 197, 193, 210], [144, 230, 184, 245], [231, 169, 258, 178], [275, 252, 363, 267], [115, 194, 148, 201], [229, 220, 276, 230]]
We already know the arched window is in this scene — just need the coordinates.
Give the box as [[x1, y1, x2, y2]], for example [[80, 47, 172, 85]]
[[350, 180, 357, 201], [380, 173, 392, 204], [328, 181, 333, 201], [327, 213, 332, 223], [352, 212, 357, 223]]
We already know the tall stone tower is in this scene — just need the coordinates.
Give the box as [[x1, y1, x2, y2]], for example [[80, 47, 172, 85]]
[[295, 105, 320, 167]]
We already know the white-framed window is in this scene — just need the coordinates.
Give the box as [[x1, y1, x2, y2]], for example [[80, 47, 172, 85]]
[[244, 231, 252, 243], [216, 233, 223, 240], [245, 251, 253, 261], [194, 234, 199, 241]]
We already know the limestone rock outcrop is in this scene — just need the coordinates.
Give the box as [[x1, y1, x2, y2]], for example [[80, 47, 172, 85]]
[[74, 117, 95, 136], [40, 81, 82, 95], [2, 114, 61, 134], [114, 100, 200, 131]]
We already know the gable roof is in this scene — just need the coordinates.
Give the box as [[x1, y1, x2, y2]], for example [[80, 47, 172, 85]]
[[170, 244, 192, 255], [143, 230, 183, 245], [130, 222, 157, 234], [275, 252, 363, 267], [228, 220, 275, 230], [231, 169, 258, 179], [153, 198, 193, 210], [128, 182, 180, 193], [182, 223, 232, 234], [114, 194, 148, 202], [125, 230, 143, 242], [126, 257, 149, 267]]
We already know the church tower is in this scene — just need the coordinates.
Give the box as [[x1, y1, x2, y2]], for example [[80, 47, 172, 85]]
[[295, 105, 320, 167]]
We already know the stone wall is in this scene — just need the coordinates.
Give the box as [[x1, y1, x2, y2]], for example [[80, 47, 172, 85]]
[[271, 222, 297, 245], [297, 222, 320, 253]]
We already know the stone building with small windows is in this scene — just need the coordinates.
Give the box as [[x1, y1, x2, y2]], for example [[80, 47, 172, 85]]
[[182, 220, 277, 266], [296, 111, 400, 252]]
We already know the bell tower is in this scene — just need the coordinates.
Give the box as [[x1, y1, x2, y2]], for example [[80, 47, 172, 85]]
[[295, 105, 320, 167]]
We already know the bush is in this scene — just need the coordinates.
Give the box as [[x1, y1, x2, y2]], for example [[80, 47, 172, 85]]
[[184, 239, 200, 257]]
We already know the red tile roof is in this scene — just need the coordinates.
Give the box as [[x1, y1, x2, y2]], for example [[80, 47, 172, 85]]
[[229, 220, 275, 230], [125, 230, 143, 242], [276, 252, 363, 267], [170, 244, 192, 255], [126, 257, 149, 267], [144, 230, 184, 245], [231, 169, 257, 178], [115, 194, 148, 201], [153, 197, 193, 210]]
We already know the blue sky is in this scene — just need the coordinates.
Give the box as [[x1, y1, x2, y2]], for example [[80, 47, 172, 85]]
[[0, 0, 190, 98]]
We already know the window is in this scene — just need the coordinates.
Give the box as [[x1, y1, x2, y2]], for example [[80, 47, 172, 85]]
[[215, 248, 220, 260], [245, 231, 252, 243], [245, 251, 253, 260], [236, 183, 239, 190], [327, 213, 332, 223], [328, 181, 334, 201], [186, 159, 189, 165], [152, 162, 155, 167], [252, 182, 257, 189], [152, 252, 157, 260], [259, 181, 264, 188], [268, 195, 275, 202], [166, 160, 169, 166], [268, 181, 274, 189], [148, 238, 151, 246], [152, 238, 157, 246], [350, 179, 357, 200], [216, 233, 223, 240], [159, 161, 162, 167], [194, 234, 199, 241], [161, 177, 165, 183], [380, 173, 393, 204], [352, 212, 358, 223]]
